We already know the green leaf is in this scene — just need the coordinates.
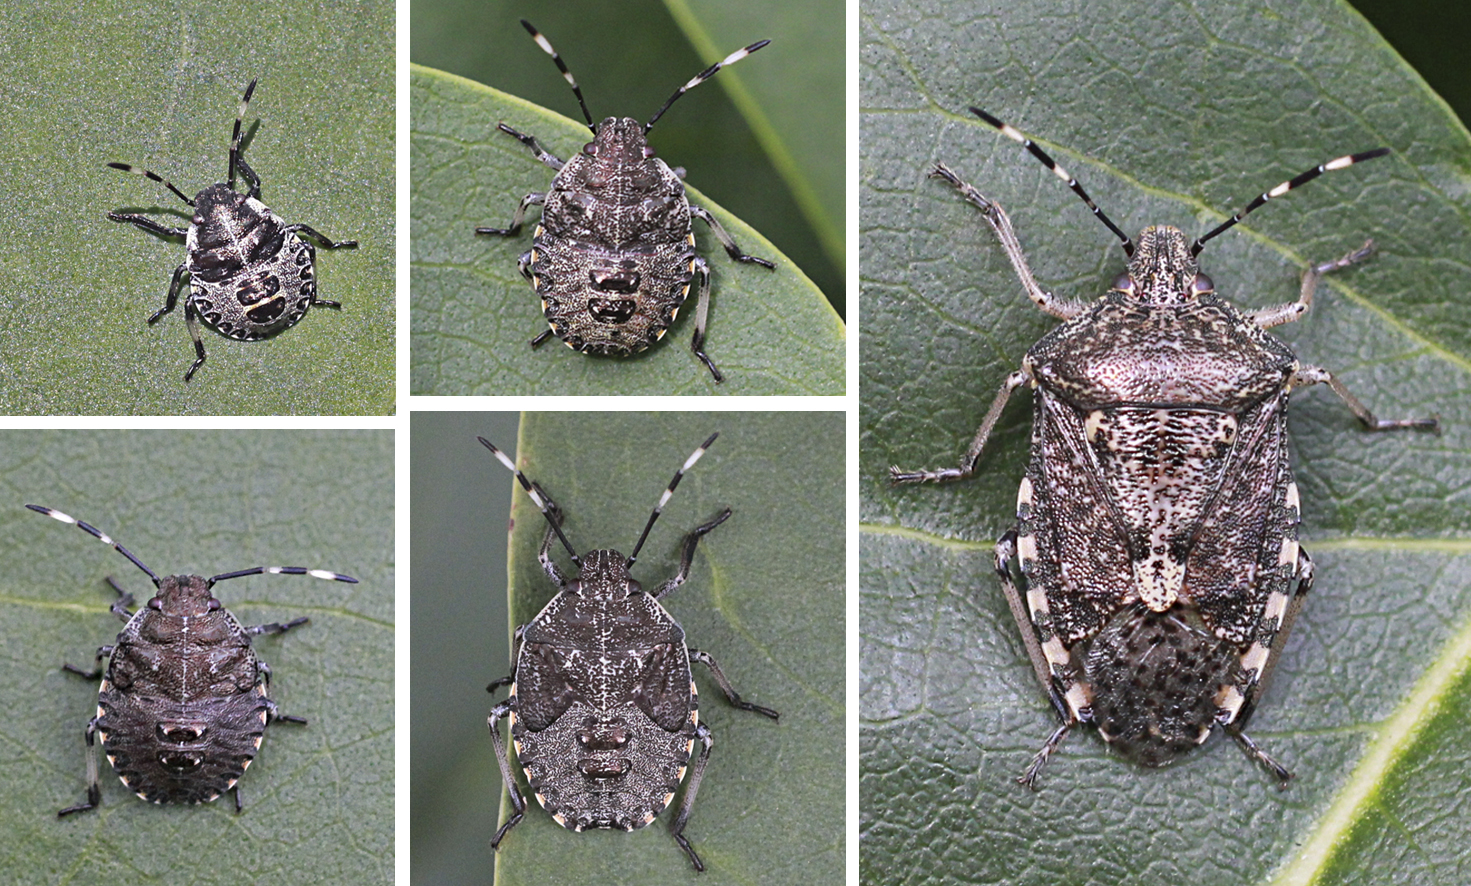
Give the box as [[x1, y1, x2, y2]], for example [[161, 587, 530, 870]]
[[411, 413, 845, 885], [0, 0, 395, 415], [0, 430, 394, 885], [409, 65, 846, 395], [860, 0, 1471, 883], [408, 0, 846, 311]]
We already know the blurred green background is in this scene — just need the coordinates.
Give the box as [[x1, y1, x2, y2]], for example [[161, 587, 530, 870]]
[[1352, 0, 1471, 130], [410, 0, 846, 317]]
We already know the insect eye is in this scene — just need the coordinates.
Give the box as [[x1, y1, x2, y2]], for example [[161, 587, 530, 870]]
[[148, 597, 163, 610], [627, 579, 643, 595], [642, 146, 656, 159], [207, 598, 222, 611], [1112, 273, 1135, 294], [1191, 273, 1214, 294], [582, 142, 598, 156]]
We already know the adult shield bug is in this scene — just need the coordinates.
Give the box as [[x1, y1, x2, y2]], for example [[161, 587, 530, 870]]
[[30, 504, 358, 813], [479, 433, 778, 871], [476, 21, 776, 383], [890, 108, 1439, 787], [107, 79, 358, 381]]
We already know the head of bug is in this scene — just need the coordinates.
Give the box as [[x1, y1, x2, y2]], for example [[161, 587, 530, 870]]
[[968, 107, 1390, 306], [106, 79, 264, 229], [478, 432, 719, 601], [517, 19, 769, 165], [26, 504, 358, 617]]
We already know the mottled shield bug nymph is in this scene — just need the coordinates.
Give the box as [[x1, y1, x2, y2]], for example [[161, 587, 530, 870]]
[[891, 108, 1439, 788], [478, 433, 779, 870], [31, 504, 358, 814], [107, 79, 358, 381], [476, 21, 776, 383]]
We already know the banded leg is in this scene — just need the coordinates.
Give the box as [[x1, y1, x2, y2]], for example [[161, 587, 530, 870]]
[[475, 192, 545, 237], [58, 717, 102, 817], [534, 484, 570, 589], [61, 576, 128, 676], [930, 162, 1088, 321], [890, 369, 1030, 483], [688, 649, 779, 719], [1250, 241, 1375, 328], [1291, 365, 1440, 432], [689, 256, 723, 382], [668, 722, 715, 872], [247, 616, 310, 636], [487, 699, 529, 850], [689, 204, 775, 268], [649, 508, 732, 599], [496, 122, 566, 170]]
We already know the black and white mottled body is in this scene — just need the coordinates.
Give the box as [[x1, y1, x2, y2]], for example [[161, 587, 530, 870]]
[[107, 79, 358, 381], [479, 434, 778, 871], [891, 108, 1438, 787], [29, 504, 357, 814], [476, 21, 775, 383]]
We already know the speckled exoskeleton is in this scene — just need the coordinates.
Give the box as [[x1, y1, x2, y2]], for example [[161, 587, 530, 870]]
[[478, 433, 778, 871], [107, 79, 357, 381], [30, 505, 357, 814], [476, 21, 775, 383], [891, 108, 1439, 788]]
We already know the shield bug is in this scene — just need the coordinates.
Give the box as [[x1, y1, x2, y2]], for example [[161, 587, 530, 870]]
[[107, 79, 358, 381], [30, 504, 358, 814], [890, 108, 1439, 788], [475, 21, 776, 383], [478, 433, 779, 870]]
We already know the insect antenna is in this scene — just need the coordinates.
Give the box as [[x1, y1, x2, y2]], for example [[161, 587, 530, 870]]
[[105, 163, 195, 208], [627, 432, 719, 567], [27, 505, 161, 587], [969, 107, 1135, 256], [519, 20, 596, 134], [645, 40, 769, 133], [209, 566, 358, 587], [479, 436, 582, 568], [1190, 148, 1390, 256], [228, 78, 259, 190]]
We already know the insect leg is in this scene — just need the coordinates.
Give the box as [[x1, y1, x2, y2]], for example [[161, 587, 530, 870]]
[[688, 256, 723, 382], [103, 575, 137, 620], [929, 162, 1088, 320], [182, 297, 208, 382], [890, 370, 1030, 483], [147, 264, 190, 325], [58, 717, 102, 816], [688, 204, 775, 268], [475, 192, 546, 237], [282, 222, 358, 250], [62, 645, 114, 681], [106, 211, 189, 239], [1291, 365, 1439, 432], [1250, 240, 1374, 328], [648, 507, 731, 600], [667, 722, 713, 872], [487, 699, 529, 850], [496, 123, 566, 171], [688, 649, 779, 719], [264, 696, 308, 726], [235, 152, 263, 201], [246, 616, 310, 636]]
